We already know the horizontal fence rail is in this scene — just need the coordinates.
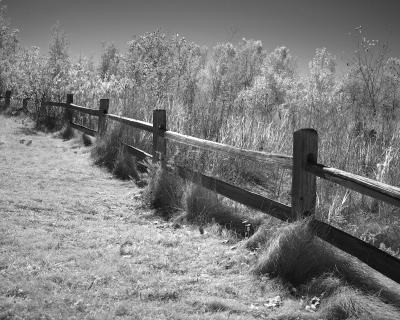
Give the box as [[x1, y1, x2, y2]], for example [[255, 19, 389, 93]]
[[307, 163, 400, 208], [176, 166, 292, 221], [310, 220, 400, 284], [122, 142, 153, 161], [27, 91, 398, 285], [107, 114, 153, 132], [44, 101, 100, 116], [70, 122, 97, 137], [164, 130, 293, 169]]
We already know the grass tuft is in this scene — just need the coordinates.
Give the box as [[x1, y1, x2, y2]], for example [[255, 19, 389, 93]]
[[142, 164, 184, 219], [183, 184, 219, 224], [81, 133, 93, 146], [252, 219, 350, 286], [253, 219, 400, 310], [91, 126, 141, 181], [319, 286, 400, 320], [245, 219, 283, 251], [112, 148, 140, 181], [91, 125, 122, 169], [183, 183, 260, 237], [59, 125, 75, 140]]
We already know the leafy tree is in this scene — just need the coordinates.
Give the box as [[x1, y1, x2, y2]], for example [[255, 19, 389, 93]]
[[98, 42, 120, 80], [343, 28, 399, 142], [235, 46, 298, 122], [48, 22, 70, 78], [305, 48, 339, 128], [0, 3, 19, 93]]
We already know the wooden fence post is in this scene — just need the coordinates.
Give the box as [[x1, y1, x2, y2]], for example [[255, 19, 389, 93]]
[[4, 90, 11, 109], [152, 109, 166, 165], [98, 99, 109, 137], [65, 94, 73, 126], [22, 98, 29, 112], [291, 128, 318, 221]]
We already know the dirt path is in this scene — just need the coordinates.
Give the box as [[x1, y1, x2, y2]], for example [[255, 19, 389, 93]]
[[0, 115, 284, 319]]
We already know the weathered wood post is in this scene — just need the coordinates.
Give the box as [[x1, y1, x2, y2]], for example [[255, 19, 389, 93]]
[[4, 90, 11, 109], [152, 109, 167, 166], [22, 98, 29, 112], [65, 94, 73, 126], [98, 99, 109, 137], [291, 128, 318, 221]]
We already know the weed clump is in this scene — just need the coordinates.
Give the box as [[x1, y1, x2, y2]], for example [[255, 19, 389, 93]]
[[143, 165, 184, 219], [112, 148, 140, 181], [253, 219, 400, 310], [245, 220, 281, 251], [249, 219, 400, 319], [82, 133, 93, 146], [183, 184, 219, 224], [91, 125, 122, 169], [91, 125, 140, 181], [252, 220, 351, 285], [60, 125, 74, 140]]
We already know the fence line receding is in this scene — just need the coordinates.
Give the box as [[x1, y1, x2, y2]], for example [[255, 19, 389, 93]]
[[8, 91, 399, 285]]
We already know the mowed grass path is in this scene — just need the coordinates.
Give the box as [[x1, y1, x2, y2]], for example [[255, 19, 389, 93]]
[[0, 115, 285, 320]]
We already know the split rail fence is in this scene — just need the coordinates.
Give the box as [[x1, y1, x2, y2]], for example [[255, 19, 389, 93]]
[[3, 91, 400, 284]]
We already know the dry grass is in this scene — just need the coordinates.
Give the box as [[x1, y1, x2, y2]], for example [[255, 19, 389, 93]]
[[142, 165, 185, 219], [252, 219, 400, 319], [1, 115, 400, 320], [183, 184, 261, 237], [91, 124, 123, 169], [0, 115, 274, 319], [81, 133, 94, 146], [59, 125, 75, 140], [112, 148, 140, 181], [252, 219, 345, 285]]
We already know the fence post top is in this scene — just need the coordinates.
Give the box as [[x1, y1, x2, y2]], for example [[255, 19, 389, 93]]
[[66, 94, 73, 104], [99, 99, 109, 113], [294, 128, 318, 135]]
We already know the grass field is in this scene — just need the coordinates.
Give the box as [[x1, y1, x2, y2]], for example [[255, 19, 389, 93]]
[[0, 115, 292, 319], [1, 114, 400, 320]]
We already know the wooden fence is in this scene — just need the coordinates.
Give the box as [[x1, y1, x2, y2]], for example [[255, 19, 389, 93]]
[[7, 91, 400, 284]]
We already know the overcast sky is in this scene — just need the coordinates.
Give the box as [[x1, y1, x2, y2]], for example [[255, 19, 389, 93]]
[[3, 0, 400, 75]]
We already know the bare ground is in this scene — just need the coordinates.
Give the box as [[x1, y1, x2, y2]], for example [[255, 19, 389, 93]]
[[0, 115, 293, 319]]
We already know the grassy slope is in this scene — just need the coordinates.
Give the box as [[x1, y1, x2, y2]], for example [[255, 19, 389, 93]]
[[0, 115, 289, 319]]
